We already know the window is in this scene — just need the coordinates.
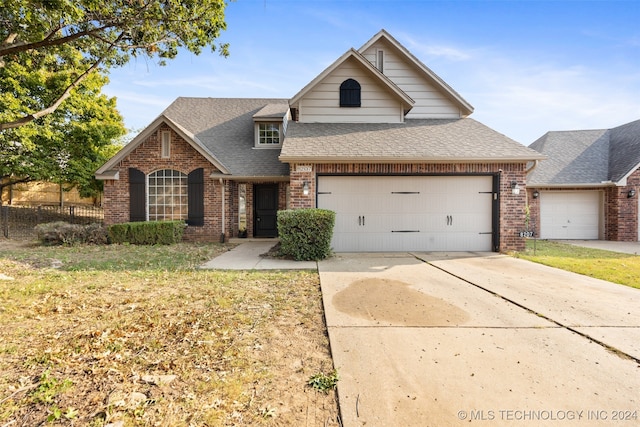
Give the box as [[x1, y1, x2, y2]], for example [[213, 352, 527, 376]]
[[161, 131, 171, 158], [258, 123, 281, 145], [148, 169, 188, 221], [376, 49, 384, 73], [129, 168, 203, 225], [340, 79, 361, 107], [238, 184, 247, 236]]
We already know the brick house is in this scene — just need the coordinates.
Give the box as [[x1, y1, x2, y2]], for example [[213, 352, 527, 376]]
[[527, 119, 640, 242], [96, 30, 544, 252]]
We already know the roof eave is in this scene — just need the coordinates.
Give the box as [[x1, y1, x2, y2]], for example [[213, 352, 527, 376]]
[[210, 173, 289, 182], [95, 115, 168, 176], [95, 170, 120, 180], [358, 29, 474, 116], [527, 182, 618, 189], [94, 114, 231, 178], [279, 155, 546, 164], [612, 160, 640, 186], [289, 48, 414, 110]]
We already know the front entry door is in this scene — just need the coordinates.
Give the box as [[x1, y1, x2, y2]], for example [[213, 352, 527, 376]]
[[254, 184, 279, 237]]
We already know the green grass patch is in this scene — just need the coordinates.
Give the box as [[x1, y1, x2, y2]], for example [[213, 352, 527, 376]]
[[514, 240, 640, 289]]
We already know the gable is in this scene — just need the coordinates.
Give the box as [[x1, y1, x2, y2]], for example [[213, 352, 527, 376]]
[[295, 55, 408, 123], [96, 98, 291, 181], [358, 30, 473, 118], [96, 115, 230, 179]]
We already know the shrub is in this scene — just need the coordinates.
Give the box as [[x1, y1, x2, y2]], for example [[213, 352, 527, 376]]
[[277, 209, 335, 261], [35, 222, 108, 246], [108, 221, 186, 245], [82, 223, 110, 245]]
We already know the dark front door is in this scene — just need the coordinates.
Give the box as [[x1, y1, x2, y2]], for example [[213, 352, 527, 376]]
[[254, 184, 279, 237]]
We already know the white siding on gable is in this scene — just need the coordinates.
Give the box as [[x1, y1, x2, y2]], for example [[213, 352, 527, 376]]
[[297, 57, 404, 123], [361, 41, 462, 119]]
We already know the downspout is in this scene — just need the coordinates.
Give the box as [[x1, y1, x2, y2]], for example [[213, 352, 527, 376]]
[[525, 160, 539, 174], [219, 178, 225, 242]]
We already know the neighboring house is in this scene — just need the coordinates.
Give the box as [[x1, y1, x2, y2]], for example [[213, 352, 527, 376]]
[[527, 119, 640, 241], [96, 30, 544, 252]]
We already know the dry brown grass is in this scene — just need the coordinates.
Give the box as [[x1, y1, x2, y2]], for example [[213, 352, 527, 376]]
[[0, 241, 339, 426]]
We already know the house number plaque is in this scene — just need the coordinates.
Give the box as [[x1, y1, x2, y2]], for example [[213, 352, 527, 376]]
[[296, 165, 313, 172]]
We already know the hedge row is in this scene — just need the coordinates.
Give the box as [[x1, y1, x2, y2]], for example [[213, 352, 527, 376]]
[[35, 222, 109, 246], [108, 221, 186, 245], [35, 221, 186, 246]]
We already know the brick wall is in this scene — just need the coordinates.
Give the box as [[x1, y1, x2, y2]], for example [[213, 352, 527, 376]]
[[606, 168, 639, 241], [526, 188, 540, 237], [287, 162, 529, 252], [102, 124, 224, 242]]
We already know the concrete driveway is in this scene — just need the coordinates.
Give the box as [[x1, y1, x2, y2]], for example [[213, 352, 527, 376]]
[[318, 252, 640, 426]]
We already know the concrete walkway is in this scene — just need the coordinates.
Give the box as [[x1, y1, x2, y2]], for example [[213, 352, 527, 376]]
[[200, 240, 317, 270], [559, 239, 640, 255], [318, 252, 640, 427]]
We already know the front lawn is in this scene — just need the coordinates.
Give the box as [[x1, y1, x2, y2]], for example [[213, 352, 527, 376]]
[[514, 239, 640, 289], [0, 241, 339, 426]]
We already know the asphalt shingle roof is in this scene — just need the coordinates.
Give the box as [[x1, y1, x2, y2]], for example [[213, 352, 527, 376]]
[[609, 119, 640, 182], [280, 119, 545, 162], [162, 98, 290, 177], [528, 118, 640, 186], [527, 129, 610, 185]]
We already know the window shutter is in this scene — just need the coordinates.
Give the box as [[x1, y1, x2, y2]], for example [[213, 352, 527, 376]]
[[187, 168, 204, 226], [340, 78, 361, 107], [129, 168, 146, 222]]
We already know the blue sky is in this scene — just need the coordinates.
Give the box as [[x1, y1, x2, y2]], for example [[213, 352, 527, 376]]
[[103, 0, 640, 145]]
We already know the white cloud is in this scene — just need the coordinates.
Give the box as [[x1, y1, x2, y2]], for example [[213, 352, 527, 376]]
[[397, 33, 473, 62], [463, 56, 640, 143]]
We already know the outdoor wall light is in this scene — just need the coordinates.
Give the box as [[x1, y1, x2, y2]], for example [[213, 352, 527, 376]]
[[532, 190, 540, 198], [302, 181, 309, 196], [511, 181, 520, 195], [628, 189, 636, 198]]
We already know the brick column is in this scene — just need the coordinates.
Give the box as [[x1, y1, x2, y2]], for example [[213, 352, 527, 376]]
[[289, 164, 315, 209]]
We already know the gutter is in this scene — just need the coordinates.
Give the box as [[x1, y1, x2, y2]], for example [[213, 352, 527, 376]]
[[525, 160, 538, 174], [210, 173, 289, 182], [527, 183, 617, 189], [278, 156, 547, 164]]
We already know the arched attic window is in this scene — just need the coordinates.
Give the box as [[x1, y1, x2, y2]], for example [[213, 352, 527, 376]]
[[340, 78, 361, 107]]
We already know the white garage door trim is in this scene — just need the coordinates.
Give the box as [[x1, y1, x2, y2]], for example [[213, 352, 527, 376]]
[[539, 191, 602, 240], [317, 175, 495, 252]]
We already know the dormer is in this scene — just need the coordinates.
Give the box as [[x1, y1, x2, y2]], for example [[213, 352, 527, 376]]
[[253, 104, 291, 148]]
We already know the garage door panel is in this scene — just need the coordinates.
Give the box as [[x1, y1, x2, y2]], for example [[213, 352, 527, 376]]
[[317, 175, 493, 252], [540, 192, 600, 239]]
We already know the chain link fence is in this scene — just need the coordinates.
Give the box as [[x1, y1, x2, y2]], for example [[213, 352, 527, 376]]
[[1, 205, 104, 240]]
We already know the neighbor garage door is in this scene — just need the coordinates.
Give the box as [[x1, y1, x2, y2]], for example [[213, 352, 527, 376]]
[[317, 175, 494, 252], [539, 191, 601, 239]]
